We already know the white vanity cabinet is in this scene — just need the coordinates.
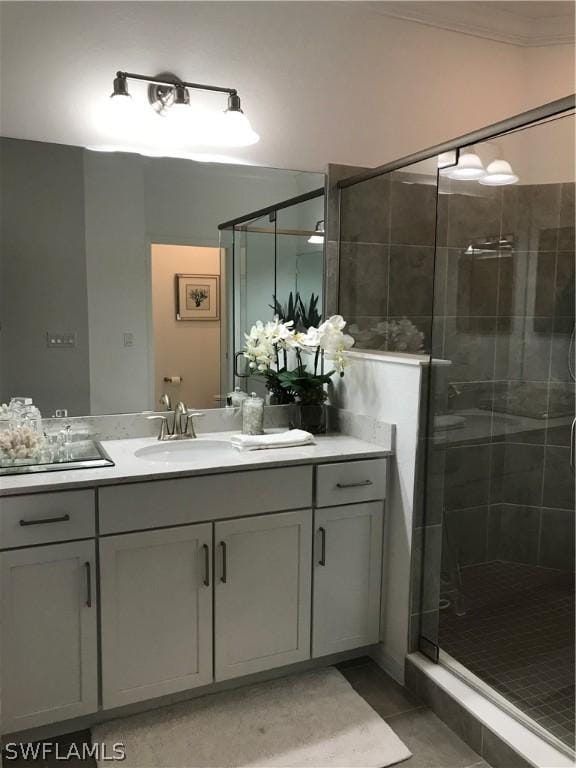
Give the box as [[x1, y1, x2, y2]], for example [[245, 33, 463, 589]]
[[214, 509, 312, 681], [312, 502, 383, 657], [0, 453, 388, 734], [99, 523, 213, 708], [0, 539, 98, 733]]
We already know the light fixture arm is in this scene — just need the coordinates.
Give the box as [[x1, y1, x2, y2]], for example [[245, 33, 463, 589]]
[[116, 71, 238, 97]]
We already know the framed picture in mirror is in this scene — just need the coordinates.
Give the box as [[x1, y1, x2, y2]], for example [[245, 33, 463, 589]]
[[176, 274, 220, 321]]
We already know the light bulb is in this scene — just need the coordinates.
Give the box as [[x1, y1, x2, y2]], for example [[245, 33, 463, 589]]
[[211, 109, 260, 147], [479, 159, 519, 186], [307, 220, 325, 244], [446, 152, 486, 181]]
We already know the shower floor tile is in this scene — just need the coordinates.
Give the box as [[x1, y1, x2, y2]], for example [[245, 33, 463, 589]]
[[439, 560, 575, 750]]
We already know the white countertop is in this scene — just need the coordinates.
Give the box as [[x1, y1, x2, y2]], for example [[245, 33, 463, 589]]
[[0, 431, 392, 497]]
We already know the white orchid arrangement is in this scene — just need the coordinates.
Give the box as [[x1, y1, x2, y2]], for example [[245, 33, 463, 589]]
[[244, 315, 355, 405]]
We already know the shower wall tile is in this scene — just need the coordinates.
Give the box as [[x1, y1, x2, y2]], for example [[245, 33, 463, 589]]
[[549, 317, 575, 382], [558, 183, 575, 251], [554, 250, 575, 320], [444, 443, 491, 511], [442, 317, 497, 382], [389, 175, 436, 246], [546, 383, 575, 447], [388, 245, 435, 317], [444, 506, 488, 565], [487, 503, 540, 565], [534, 250, 559, 317], [494, 317, 553, 382], [339, 242, 389, 318], [432, 246, 448, 315], [446, 184, 502, 249], [542, 446, 575, 510], [339, 175, 390, 244], [539, 507, 575, 572], [523, 184, 562, 251], [490, 443, 544, 506], [449, 248, 500, 318]]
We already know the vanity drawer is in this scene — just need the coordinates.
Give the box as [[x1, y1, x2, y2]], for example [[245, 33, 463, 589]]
[[99, 465, 313, 534], [315, 459, 387, 507], [0, 490, 95, 549]]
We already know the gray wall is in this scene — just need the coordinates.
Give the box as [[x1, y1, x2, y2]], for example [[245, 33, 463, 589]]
[[0, 138, 91, 415]]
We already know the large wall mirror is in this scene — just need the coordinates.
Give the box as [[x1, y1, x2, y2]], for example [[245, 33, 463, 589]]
[[0, 138, 324, 417]]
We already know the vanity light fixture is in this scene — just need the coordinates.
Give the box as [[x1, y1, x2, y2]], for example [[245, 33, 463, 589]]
[[109, 71, 259, 147], [479, 159, 519, 186], [307, 220, 325, 244]]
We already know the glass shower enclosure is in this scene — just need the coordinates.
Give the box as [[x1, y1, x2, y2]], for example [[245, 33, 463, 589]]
[[337, 98, 575, 754], [219, 189, 325, 397]]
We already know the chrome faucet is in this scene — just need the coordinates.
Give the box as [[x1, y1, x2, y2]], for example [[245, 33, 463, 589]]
[[147, 402, 204, 441]]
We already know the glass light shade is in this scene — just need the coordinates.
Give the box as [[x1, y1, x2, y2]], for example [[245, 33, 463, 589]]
[[479, 159, 519, 186], [308, 220, 325, 244], [446, 152, 486, 180], [211, 109, 260, 147]]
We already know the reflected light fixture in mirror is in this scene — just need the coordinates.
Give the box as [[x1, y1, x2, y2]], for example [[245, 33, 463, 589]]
[[108, 71, 259, 149], [307, 220, 325, 244]]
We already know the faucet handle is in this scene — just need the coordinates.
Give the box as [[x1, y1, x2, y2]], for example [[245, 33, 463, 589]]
[[147, 415, 169, 441], [184, 410, 204, 438]]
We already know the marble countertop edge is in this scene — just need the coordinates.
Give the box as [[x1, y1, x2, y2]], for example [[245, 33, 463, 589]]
[[0, 431, 392, 497]]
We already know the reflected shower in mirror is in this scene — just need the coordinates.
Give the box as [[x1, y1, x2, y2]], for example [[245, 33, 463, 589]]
[[0, 137, 324, 417]]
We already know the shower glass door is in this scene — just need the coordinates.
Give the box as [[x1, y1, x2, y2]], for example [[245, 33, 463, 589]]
[[420, 112, 575, 751]]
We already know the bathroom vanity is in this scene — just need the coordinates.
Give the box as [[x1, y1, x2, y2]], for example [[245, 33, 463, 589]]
[[0, 433, 390, 736]]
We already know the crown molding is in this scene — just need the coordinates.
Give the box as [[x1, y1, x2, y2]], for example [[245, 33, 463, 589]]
[[363, 2, 575, 47]]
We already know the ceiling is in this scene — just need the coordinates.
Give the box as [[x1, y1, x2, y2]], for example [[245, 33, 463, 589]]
[[365, 1, 575, 46]]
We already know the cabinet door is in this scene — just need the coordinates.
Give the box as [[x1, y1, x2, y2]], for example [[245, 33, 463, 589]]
[[214, 510, 312, 681], [1, 540, 97, 733], [100, 524, 212, 708], [313, 502, 383, 657]]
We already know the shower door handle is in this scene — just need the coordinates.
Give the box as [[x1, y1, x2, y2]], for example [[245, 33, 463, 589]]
[[570, 418, 576, 470]]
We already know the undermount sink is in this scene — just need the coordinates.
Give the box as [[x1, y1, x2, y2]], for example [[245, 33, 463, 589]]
[[135, 439, 234, 463]]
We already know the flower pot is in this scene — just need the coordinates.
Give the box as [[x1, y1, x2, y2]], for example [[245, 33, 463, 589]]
[[289, 403, 327, 435]]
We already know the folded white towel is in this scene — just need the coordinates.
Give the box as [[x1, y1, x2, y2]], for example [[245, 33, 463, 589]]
[[230, 429, 315, 451]]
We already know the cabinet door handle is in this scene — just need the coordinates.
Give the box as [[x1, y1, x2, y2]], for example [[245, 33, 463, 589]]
[[571, 417, 576, 470], [84, 561, 92, 608], [202, 544, 210, 587], [19, 513, 70, 527], [220, 541, 227, 583], [318, 527, 326, 566], [336, 480, 373, 489]]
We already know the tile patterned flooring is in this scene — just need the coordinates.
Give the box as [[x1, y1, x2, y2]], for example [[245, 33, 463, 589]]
[[2, 658, 488, 767], [440, 561, 575, 749]]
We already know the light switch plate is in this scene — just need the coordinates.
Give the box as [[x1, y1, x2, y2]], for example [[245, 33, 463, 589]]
[[46, 332, 77, 348]]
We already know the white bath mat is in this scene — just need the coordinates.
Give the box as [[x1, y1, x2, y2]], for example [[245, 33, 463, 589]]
[[93, 667, 412, 768]]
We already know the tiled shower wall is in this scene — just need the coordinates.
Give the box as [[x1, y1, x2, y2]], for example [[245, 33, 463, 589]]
[[412, 178, 575, 649], [338, 167, 437, 353]]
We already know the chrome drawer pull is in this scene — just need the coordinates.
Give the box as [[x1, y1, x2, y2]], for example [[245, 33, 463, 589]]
[[85, 561, 92, 608], [202, 544, 210, 587], [336, 480, 373, 489], [318, 526, 327, 566], [19, 513, 71, 527]]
